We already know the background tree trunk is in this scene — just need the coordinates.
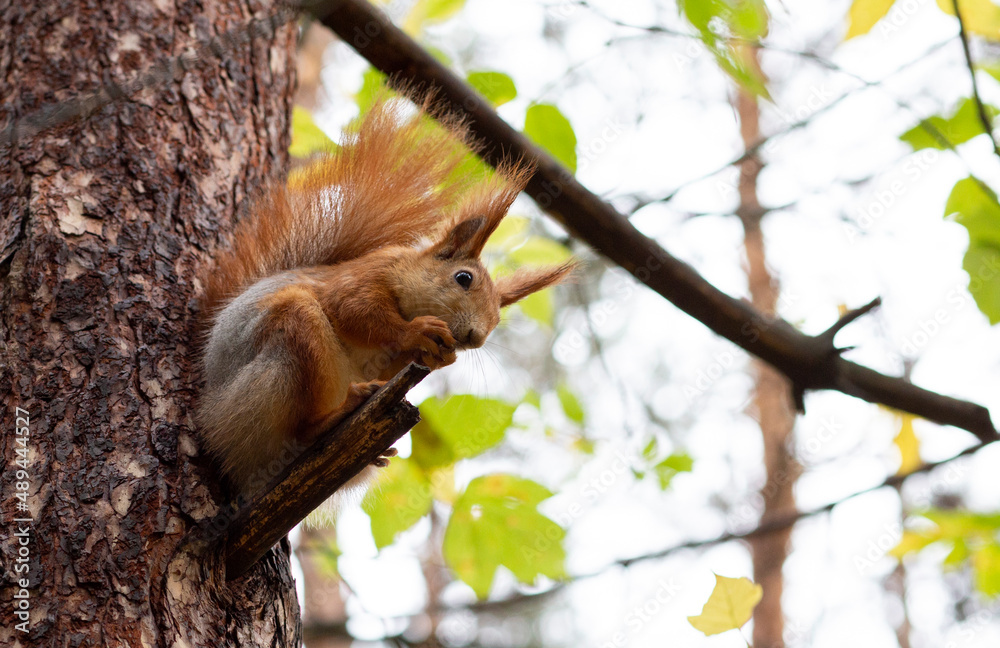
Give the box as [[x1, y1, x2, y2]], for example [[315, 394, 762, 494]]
[[0, 1, 300, 645], [733, 52, 799, 648]]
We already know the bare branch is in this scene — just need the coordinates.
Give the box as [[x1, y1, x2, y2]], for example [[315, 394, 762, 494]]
[[209, 362, 429, 580], [318, 0, 997, 443]]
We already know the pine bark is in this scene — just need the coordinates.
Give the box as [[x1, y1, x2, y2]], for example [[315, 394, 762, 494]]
[[0, 1, 300, 646]]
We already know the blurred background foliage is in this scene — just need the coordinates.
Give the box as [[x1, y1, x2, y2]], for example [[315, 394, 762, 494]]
[[290, 1, 1000, 646]]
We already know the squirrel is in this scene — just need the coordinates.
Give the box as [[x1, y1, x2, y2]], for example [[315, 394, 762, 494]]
[[196, 97, 574, 498]]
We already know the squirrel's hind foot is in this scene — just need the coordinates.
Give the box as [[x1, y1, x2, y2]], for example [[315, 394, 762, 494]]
[[371, 447, 398, 468]]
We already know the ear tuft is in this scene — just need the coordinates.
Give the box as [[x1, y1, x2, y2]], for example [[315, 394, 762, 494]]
[[497, 261, 577, 307], [432, 216, 486, 259]]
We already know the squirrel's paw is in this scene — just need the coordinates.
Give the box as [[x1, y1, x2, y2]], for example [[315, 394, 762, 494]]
[[403, 316, 456, 366], [371, 447, 398, 468], [419, 346, 457, 370], [341, 380, 386, 413]]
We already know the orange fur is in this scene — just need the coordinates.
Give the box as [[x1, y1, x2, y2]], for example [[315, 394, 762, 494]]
[[197, 97, 576, 497]]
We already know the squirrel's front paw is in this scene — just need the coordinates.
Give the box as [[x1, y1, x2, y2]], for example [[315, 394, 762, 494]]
[[341, 380, 386, 413], [403, 316, 456, 367]]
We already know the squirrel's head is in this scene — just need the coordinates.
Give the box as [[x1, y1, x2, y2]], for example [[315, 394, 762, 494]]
[[396, 211, 574, 351]]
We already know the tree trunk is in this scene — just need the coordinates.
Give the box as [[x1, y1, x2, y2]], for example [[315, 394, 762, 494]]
[[733, 53, 799, 648], [0, 1, 300, 646]]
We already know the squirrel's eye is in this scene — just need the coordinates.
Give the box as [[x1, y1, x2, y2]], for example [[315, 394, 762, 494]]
[[454, 271, 473, 290]]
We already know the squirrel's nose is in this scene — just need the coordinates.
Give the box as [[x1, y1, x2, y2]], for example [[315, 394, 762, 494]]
[[463, 328, 484, 347]]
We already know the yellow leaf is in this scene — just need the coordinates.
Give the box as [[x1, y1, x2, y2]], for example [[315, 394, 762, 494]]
[[687, 574, 763, 636], [893, 413, 921, 475], [845, 0, 898, 39], [936, 0, 1000, 40]]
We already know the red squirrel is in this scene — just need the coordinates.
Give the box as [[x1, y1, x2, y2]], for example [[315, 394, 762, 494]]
[[196, 97, 573, 496]]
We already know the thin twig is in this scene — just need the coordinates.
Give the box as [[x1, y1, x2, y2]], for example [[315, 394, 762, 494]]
[[319, 0, 998, 444], [299, 441, 991, 637], [950, 0, 1000, 160]]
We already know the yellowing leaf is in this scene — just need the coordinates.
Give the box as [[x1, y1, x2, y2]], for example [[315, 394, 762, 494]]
[[890, 529, 941, 559], [845, 0, 898, 39], [894, 413, 921, 475], [972, 542, 1000, 596], [687, 574, 763, 636], [936, 0, 1000, 41]]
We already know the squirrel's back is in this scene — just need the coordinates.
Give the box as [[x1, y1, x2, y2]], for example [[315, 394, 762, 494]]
[[201, 98, 481, 317]]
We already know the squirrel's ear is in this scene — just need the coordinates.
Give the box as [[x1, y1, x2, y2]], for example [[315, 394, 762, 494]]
[[431, 216, 491, 260], [497, 262, 576, 307]]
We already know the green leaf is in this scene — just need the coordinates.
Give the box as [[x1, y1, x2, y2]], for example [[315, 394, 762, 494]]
[[963, 243, 1000, 323], [945, 538, 971, 567], [289, 106, 336, 158], [404, 0, 466, 33], [443, 474, 566, 599], [524, 104, 578, 173], [900, 98, 997, 151], [972, 542, 1000, 597], [485, 215, 530, 252], [556, 383, 585, 424], [688, 574, 763, 636], [936, 0, 1000, 41], [517, 290, 554, 327], [467, 71, 518, 107], [411, 395, 516, 470], [845, 0, 897, 40], [944, 177, 1000, 323], [642, 437, 659, 461], [362, 459, 433, 549], [653, 453, 694, 490], [356, 67, 388, 115], [890, 529, 943, 559], [306, 536, 342, 579], [677, 0, 771, 98], [507, 236, 573, 266], [981, 62, 1000, 85], [731, 0, 770, 39]]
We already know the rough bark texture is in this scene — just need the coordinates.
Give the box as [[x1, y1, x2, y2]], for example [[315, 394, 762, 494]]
[[0, 1, 299, 646], [733, 56, 799, 648]]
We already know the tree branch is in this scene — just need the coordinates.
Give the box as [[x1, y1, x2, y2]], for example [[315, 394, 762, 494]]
[[950, 0, 1000, 160], [317, 0, 997, 443], [299, 440, 992, 638], [219, 362, 429, 580]]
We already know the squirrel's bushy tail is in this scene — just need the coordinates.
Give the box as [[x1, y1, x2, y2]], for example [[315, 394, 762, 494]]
[[202, 97, 486, 316]]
